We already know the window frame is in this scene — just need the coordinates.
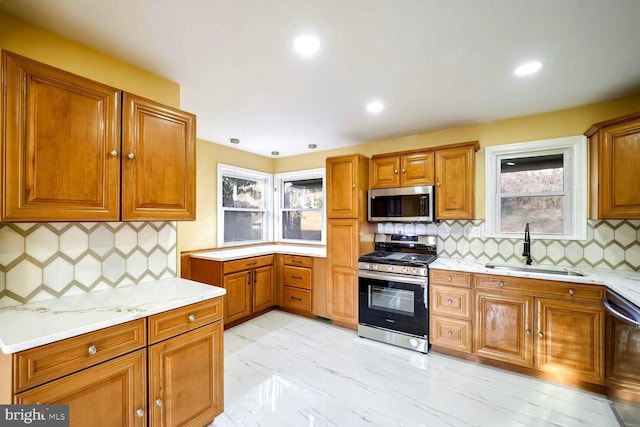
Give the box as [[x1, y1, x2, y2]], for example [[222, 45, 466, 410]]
[[274, 168, 326, 245], [217, 163, 273, 247], [484, 135, 587, 240]]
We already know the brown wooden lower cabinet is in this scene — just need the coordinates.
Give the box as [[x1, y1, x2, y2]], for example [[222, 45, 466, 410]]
[[17, 350, 147, 427], [149, 322, 223, 426], [1, 298, 224, 426]]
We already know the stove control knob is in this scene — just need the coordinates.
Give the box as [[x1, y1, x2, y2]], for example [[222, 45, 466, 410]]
[[364, 263, 370, 269], [402, 267, 409, 274], [412, 268, 419, 275], [387, 265, 394, 272], [373, 264, 379, 270]]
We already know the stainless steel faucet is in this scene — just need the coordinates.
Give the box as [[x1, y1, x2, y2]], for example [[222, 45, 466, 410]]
[[523, 222, 532, 265]]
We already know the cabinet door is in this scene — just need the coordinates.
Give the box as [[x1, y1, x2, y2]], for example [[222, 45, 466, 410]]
[[17, 350, 146, 427], [596, 119, 640, 218], [370, 156, 400, 188], [435, 145, 475, 219], [149, 322, 224, 427], [223, 271, 252, 324], [253, 265, 275, 312], [327, 219, 359, 324], [326, 155, 359, 218], [401, 152, 434, 186], [1, 51, 121, 221], [474, 291, 534, 367], [121, 93, 196, 221], [536, 298, 604, 385]]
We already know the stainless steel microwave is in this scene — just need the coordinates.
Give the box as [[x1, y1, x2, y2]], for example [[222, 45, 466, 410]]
[[367, 185, 435, 222]]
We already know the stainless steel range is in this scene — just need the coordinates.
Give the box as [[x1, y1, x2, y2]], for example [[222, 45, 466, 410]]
[[358, 233, 437, 353]]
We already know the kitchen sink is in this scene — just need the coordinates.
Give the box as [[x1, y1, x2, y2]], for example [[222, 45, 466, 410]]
[[484, 263, 586, 277]]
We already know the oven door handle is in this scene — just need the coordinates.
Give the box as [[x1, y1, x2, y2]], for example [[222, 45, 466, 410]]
[[604, 299, 640, 328], [358, 270, 427, 287]]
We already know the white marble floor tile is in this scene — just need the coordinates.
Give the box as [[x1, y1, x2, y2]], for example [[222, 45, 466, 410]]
[[210, 310, 621, 427]]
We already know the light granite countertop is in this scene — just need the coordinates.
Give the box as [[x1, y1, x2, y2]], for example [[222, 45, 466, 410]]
[[191, 244, 326, 261], [0, 278, 226, 354], [431, 258, 640, 307]]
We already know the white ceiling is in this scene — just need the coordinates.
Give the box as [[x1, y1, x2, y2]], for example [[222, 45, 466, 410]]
[[2, 0, 640, 158]]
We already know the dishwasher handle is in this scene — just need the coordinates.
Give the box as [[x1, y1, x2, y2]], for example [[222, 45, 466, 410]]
[[604, 298, 640, 328]]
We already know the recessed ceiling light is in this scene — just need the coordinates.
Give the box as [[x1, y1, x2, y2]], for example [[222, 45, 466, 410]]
[[271, 151, 280, 156], [514, 61, 543, 76], [293, 35, 320, 57], [229, 138, 240, 144], [366, 101, 384, 114]]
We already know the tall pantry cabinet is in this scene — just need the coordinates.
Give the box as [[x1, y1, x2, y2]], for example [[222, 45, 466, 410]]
[[325, 154, 372, 327]]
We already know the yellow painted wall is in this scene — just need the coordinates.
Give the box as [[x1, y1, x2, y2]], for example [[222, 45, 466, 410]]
[[177, 141, 274, 252], [275, 96, 640, 218], [0, 12, 179, 107]]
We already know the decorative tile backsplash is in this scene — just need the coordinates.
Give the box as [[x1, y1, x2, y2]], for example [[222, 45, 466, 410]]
[[434, 219, 640, 271], [0, 222, 177, 307]]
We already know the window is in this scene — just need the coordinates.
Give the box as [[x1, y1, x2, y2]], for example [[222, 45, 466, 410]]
[[218, 164, 272, 246], [485, 136, 587, 240], [274, 169, 325, 244]]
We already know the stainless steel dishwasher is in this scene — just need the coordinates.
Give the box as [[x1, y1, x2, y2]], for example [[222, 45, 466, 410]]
[[604, 289, 640, 426]]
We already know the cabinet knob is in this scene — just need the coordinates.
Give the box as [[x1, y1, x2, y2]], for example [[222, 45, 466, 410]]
[[447, 299, 453, 305], [136, 409, 144, 418], [394, 169, 398, 174], [526, 329, 531, 336], [155, 399, 163, 407], [447, 275, 452, 281], [499, 281, 504, 288], [447, 331, 453, 337], [352, 184, 356, 189], [110, 150, 118, 157], [188, 314, 196, 322], [127, 152, 135, 160], [402, 168, 406, 173], [436, 182, 441, 187], [88, 345, 97, 355], [538, 331, 544, 338], [568, 288, 574, 296]]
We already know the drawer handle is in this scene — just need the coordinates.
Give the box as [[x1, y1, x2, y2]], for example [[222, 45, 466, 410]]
[[447, 331, 453, 337], [291, 275, 303, 280], [526, 329, 531, 336], [247, 262, 258, 266], [538, 331, 544, 338], [291, 296, 303, 301], [499, 281, 504, 288], [188, 314, 196, 322], [88, 345, 97, 355], [447, 299, 453, 305], [155, 399, 163, 407], [136, 409, 144, 418], [569, 288, 574, 296], [291, 260, 302, 264]]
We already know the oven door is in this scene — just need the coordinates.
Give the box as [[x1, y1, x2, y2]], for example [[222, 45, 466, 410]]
[[358, 270, 428, 337]]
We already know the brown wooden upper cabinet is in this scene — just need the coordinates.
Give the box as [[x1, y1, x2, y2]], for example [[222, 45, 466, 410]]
[[326, 154, 368, 219], [434, 141, 479, 220], [586, 112, 640, 219], [370, 150, 434, 189], [1, 50, 195, 222]]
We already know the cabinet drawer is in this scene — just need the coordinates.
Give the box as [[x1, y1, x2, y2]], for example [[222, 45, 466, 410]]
[[474, 274, 605, 302], [283, 255, 312, 268], [15, 319, 146, 392], [282, 287, 312, 312], [223, 255, 273, 274], [430, 269, 472, 287], [283, 265, 312, 290], [431, 285, 472, 320], [430, 315, 472, 353], [148, 298, 223, 345]]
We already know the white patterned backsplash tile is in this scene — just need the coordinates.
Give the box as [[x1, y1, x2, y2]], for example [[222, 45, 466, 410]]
[[0, 222, 177, 306], [434, 219, 640, 271]]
